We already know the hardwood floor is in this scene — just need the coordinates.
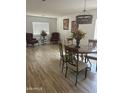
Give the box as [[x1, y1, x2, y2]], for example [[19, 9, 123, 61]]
[[26, 44, 97, 93]]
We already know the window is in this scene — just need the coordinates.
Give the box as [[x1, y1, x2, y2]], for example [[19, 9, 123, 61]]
[[32, 22, 49, 35]]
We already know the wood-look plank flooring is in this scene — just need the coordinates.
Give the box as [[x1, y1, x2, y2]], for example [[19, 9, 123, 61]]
[[26, 44, 97, 93]]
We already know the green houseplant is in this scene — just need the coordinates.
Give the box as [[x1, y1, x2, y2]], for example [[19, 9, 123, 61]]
[[72, 30, 86, 48]]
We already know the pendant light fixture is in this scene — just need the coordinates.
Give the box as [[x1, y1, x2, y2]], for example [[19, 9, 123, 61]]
[[76, 0, 93, 24], [82, 0, 89, 14]]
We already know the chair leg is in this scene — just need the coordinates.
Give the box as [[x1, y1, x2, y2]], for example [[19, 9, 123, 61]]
[[60, 58, 62, 66], [65, 64, 68, 78], [85, 55, 87, 63], [62, 61, 65, 72], [85, 68, 87, 79], [75, 72, 78, 86]]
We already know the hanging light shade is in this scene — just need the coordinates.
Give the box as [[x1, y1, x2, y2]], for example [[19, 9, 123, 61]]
[[76, 0, 93, 24]]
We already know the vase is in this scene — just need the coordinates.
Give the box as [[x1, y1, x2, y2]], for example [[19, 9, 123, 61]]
[[76, 39, 80, 48]]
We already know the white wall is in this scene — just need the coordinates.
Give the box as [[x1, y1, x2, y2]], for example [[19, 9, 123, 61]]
[[57, 9, 97, 46], [26, 15, 57, 43]]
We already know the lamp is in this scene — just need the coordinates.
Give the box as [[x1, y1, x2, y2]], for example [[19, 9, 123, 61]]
[[83, 0, 88, 14], [76, 0, 93, 24]]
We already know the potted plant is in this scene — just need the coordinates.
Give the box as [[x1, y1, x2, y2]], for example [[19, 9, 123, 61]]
[[40, 30, 47, 44], [41, 30, 47, 36], [72, 30, 86, 48]]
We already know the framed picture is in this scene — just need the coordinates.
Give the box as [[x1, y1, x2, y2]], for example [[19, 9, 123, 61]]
[[63, 19, 69, 30], [71, 21, 78, 32]]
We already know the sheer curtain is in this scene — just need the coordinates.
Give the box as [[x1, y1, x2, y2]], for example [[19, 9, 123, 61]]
[[32, 22, 49, 35]]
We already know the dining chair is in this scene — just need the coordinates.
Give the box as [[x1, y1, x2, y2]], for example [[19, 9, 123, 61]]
[[64, 45, 88, 86], [85, 54, 97, 72], [58, 43, 69, 72], [87, 39, 97, 65], [50, 32, 60, 44], [26, 33, 39, 47], [66, 37, 73, 45], [88, 39, 97, 48]]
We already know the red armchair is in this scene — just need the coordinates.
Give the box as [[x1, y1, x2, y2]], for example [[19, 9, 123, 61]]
[[50, 32, 60, 44], [26, 33, 39, 47]]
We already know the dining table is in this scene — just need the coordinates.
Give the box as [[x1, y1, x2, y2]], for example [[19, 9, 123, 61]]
[[66, 44, 97, 62]]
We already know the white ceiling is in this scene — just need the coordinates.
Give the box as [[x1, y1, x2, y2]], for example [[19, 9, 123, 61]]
[[27, 0, 97, 17]]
